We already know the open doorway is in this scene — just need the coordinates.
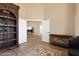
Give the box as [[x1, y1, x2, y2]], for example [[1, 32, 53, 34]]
[[27, 21, 42, 43], [19, 19, 49, 44]]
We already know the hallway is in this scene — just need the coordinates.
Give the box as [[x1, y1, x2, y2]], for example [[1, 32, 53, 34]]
[[27, 34, 42, 48]]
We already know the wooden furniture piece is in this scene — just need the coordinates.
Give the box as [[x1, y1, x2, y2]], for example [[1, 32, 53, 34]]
[[27, 27, 34, 34], [0, 3, 19, 52], [49, 34, 72, 48]]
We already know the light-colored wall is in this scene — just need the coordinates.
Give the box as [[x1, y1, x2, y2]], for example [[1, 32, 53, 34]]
[[15, 3, 44, 19], [15, 3, 75, 36], [27, 21, 41, 35], [15, 3, 26, 19], [45, 4, 75, 35], [75, 4, 79, 36]]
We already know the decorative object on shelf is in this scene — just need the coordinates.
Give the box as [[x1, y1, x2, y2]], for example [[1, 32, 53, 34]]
[[0, 27, 3, 32], [0, 18, 4, 25]]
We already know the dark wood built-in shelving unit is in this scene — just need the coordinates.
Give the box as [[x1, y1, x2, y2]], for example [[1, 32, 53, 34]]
[[0, 3, 19, 51]]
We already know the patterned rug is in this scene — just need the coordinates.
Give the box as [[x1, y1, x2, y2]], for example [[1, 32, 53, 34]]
[[27, 45, 62, 56], [0, 44, 66, 56]]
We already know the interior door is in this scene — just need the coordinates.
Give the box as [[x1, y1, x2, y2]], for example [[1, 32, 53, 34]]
[[41, 20, 49, 42], [19, 19, 27, 44]]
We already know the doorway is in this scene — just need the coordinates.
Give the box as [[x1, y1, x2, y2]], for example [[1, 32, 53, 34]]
[[19, 19, 49, 44], [27, 21, 42, 43], [27, 19, 49, 43]]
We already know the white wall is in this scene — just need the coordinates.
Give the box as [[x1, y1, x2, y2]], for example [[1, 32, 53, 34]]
[[19, 19, 27, 44], [45, 4, 75, 36], [15, 3, 44, 19], [15, 3, 75, 36], [75, 4, 79, 36], [27, 21, 41, 35]]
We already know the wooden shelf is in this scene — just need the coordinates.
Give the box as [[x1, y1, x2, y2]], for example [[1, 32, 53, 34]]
[[0, 3, 18, 51], [8, 39, 16, 41], [8, 17, 16, 20], [8, 25, 16, 27], [0, 41, 3, 43], [0, 15, 16, 20], [0, 25, 16, 27], [0, 32, 7, 34], [8, 32, 16, 34], [0, 32, 16, 34]]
